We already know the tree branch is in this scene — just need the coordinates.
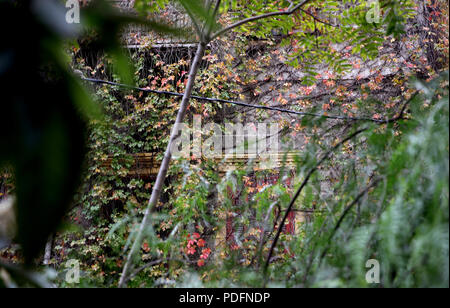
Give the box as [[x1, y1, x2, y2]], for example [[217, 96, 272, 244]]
[[318, 178, 382, 264], [264, 127, 368, 273], [299, 8, 337, 28], [262, 92, 417, 274], [43, 234, 53, 266], [210, 0, 313, 41], [118, 41, 207, 288]]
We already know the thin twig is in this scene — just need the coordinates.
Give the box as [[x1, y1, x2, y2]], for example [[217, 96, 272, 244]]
[[299, 8, 337, 28], [127, 259, 163, 282], [317, 178, 382, 266], [300, 178, 381, 284]]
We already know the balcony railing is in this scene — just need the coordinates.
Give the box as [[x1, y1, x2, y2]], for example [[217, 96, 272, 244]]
[[100, 151, 300, 177], [99, 0, 197, 47]]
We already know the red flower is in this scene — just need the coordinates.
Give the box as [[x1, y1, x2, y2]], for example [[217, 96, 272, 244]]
[[197, 259, 205, 267], [200, 248, 211, 259], [142, 242, 150, 253], [197, 239, 206, 247], [193, 232, 201, 239], [187, 246, 196, 255], [187, 239, 196, 247]]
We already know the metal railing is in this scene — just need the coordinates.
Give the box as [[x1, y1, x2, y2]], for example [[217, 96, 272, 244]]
[[103, 0, 196, 47]]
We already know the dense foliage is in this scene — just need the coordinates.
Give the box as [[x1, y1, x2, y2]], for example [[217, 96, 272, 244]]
[[0, 0, 448, 288]]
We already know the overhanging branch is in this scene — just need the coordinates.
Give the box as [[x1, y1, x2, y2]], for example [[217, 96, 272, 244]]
[[210, 0, 313, 41]]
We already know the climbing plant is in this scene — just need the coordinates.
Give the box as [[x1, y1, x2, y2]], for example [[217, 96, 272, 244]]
[[0, 0, 448, 289]]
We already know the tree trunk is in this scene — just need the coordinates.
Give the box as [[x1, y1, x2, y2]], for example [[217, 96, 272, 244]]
[[118, 41, 207, 287], [43, 234, 53, 265]]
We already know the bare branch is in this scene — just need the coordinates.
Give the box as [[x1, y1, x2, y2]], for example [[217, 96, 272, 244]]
[[318, 178, 382, 264], [264, 127, 368, 273], [262, 91, 418, 273]]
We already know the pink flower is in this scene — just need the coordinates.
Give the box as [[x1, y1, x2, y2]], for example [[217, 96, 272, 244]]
[[187, 247, 196, 255], [187, 239, 196, 247], [200, 248, 211, 259], [197, 239, 206, 247], [197, 259, 205, 267]]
